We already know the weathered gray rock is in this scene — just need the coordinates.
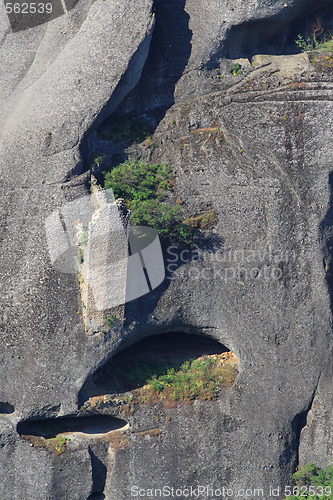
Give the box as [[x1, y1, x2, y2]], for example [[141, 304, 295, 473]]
[[0, 419, 93, 500], [298, 357, 333, 469], [116, 63, 333, 495], [0, 0, 154, 497], [1, 0, 333, 498], [120, 0, 333, 112]]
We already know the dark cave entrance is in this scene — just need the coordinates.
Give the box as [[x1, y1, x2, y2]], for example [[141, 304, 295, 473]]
[[17, 415, 127, 438], [0, 402, 14, 414], [79, 332, 231, 404], [207, 0, 333, 66]]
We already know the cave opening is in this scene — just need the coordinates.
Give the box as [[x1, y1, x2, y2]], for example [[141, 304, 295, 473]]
[[87, 494, 105, 500], [17, 415, 127, 439], [0, 402, 14, 414], [79, 331, 233, 404], [208, 0, 333, 66]]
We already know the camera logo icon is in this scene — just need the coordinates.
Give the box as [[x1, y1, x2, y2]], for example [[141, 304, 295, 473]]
[[45, 188, 165, 309]]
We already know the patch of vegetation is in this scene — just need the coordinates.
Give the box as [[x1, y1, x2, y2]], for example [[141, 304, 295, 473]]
[[45, 435, 69, 455], [183, 209, 217, 230], [104, 352, 238, 407], [296, 21, 333, 69], [189, 126, 225, 144], [190, 126, 220, 136], [135, 428, 161, 439], [104, 160, 174, 203], [75, 227, 89, 265], [21, 434, 69, 456], [296, 33, 333, 54], [88, 153, 105, 170], [79, 227, 89, 247], [142, 136, 157, 150], [281, 462, 333, 499], [106, 313, 116, 328], [76, 247, 84, 264], [289, 81, 306, 89], [103, 160, 194, 242], [310, 50, 333, 70], [99, 116, 151, 144], [230, 63, 242, 76]]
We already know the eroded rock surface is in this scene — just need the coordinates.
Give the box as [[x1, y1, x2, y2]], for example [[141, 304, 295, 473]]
[[0, 0, 154, 497], [1, 0, 333, 498]]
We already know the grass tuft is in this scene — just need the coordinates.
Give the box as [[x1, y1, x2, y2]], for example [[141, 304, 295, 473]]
[[21, 434, 69, 456], [183, 209, 217, 230]]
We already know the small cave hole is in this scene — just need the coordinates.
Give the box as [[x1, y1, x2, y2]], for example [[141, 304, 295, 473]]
[[17, 415, 127, 439], [0, 402, 14, 414], [87, 493, 105, 500]]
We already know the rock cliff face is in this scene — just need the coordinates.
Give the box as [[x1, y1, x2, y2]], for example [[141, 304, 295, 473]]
[[1, 0, 333, 498]]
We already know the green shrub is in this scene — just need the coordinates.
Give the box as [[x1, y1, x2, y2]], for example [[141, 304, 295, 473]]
[[89, 154, 105, 169], [21, 433, 69, 456], [230, 63, 242, 76], [79, 227, 89, 247], [104, 161, 174, 202], [106, 314, 116, 328], [296, 34, 317, 52], [128, 199, 192, 240], [103, 160, 193, 242], [45, 435, 69, 455], [281, 462, 333, 499], [296, 26, 333, 70], [296, 33, 333, 54]]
